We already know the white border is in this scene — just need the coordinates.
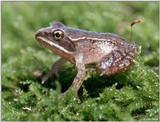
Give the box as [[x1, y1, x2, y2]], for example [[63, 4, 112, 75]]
[[0, 1, 2, 121], [1, 0, 160, 1], [1, 1, 160, 122]]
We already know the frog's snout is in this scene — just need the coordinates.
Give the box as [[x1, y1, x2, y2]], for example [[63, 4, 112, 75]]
[[35, 27, 52, 39], [35, 31, 40, 38], [35, 30, 46, 39]]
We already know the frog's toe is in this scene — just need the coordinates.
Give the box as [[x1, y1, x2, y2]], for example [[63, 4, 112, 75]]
[[41, 78, 47, 84], [41, 69, 60, 84], [41, 74, 50, 84]]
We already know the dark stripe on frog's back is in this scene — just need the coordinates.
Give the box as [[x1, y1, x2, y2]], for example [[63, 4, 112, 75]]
[[65, 25, 138, 55], [66, 27, 126, 41], [66, 27, 137, 48]]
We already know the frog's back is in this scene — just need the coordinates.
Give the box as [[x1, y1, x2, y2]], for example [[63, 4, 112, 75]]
[[65, 25, 138, 53], [65, 24, 139, 74]]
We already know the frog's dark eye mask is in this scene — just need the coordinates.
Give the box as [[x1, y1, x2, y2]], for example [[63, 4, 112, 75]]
[[52, 29, 64, 40]]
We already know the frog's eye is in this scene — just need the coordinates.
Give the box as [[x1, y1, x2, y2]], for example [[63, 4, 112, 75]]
[[52, 30, 64, 40]]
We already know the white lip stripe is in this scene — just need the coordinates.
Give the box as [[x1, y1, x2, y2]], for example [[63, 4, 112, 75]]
[[37, 37, 72, 54]]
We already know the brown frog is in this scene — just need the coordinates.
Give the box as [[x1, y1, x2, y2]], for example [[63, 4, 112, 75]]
[[35, 22, 138, 97]]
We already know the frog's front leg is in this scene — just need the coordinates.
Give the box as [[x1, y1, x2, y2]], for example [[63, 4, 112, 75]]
[[69, 54, 86, 98], [42, 58, 66, 84]]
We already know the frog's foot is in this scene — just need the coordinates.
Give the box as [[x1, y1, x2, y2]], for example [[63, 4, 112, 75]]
[[41, 74, 49, 84], [41, 69, 59, 84], [32, 70, 50, 84], [41, 58, 67, 84]]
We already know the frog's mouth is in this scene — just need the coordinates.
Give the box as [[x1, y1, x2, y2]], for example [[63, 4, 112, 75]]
[[36, 36, 72, 55]]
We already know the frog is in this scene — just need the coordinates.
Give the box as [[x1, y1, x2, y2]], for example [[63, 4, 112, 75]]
[[35, 22, 138, 98]]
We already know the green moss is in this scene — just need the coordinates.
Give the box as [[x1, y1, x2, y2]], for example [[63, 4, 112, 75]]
[[2, 2, 159, 121]]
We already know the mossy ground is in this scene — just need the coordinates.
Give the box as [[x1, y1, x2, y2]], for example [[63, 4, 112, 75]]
[[2, 2, 159, 121]]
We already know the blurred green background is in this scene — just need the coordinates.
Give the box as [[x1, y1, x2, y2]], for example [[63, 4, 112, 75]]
[[2, 2, 159, 121]]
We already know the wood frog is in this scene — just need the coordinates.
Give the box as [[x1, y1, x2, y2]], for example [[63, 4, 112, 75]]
[[35, 22, 138, 97]]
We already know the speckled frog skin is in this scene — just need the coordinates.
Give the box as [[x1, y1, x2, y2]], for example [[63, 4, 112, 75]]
[[35, 22, 138, 97]]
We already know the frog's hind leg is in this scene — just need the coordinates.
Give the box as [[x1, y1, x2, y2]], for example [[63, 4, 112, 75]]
[[96, 49, 137, 76]]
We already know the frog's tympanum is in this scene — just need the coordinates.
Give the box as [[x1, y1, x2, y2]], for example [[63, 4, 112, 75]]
[[35, 22, 138, 98]]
